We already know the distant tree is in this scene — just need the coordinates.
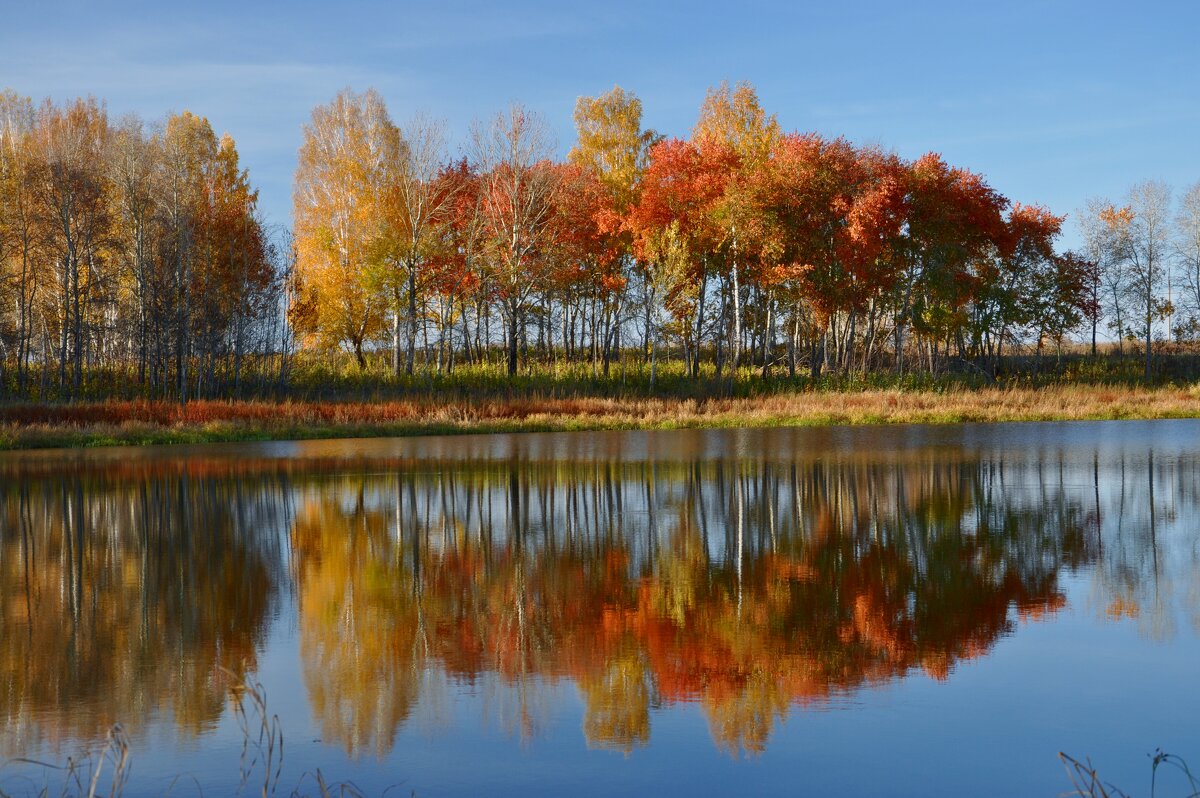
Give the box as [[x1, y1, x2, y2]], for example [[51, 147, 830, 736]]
[[968, 203, 1063, 367], [108, 114, 160, 388], [430, 158, 486, 369], [1120, 181, 1173, 378], [1077, 199, 1115, 355], [1080, 199, 1136, 353], [1029, 251, 1094, 361], [1176, 181, 1200, 341]]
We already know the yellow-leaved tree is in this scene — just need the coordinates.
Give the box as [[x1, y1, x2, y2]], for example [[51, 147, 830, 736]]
[[569, 86, 656, 218], [292, 88, 400, 368]]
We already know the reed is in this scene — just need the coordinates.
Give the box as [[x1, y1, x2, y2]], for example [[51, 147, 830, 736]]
[[0, 725, 130, 798], [1060, 750, 1200, 798], [0, 678, 374, 798]]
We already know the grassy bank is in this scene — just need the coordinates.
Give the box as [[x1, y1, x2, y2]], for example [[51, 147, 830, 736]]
[[1, 383, 1198, 450]]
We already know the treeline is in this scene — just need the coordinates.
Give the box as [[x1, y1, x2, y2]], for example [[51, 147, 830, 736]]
[[4, 82, 1200, 403], [288, 81, 1200, 387], [0, 90, 288, 402]]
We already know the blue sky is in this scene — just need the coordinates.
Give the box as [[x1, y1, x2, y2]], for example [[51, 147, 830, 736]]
[[4, 0, 1198, 246]]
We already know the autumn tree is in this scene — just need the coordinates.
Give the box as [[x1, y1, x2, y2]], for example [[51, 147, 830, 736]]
[[292, 89, 399, 369], [1076, 199, 1116, 355], [835, 146, 908, 372], [30, 96, 113, 396], [896, 154, 1007, 373], [108, 114, 160, 388], [630, 138, 730, 377], [2, 83, 1158, 393], [692, 80, 780, 166], [693, 81, 779, 376], [384, 114, 457, 375], [545, 163, 624, 372], [471, 104, 560, 376], [739, 133, 867, 377], [0, 91, 37, 393], [968, 203, 1064, 365], [569, 86, 657, 373], [429, 158, 487, 369], [1029, 250, 1095, 360], [1080, 199, 1136, 354], [196, 133, 273, 396], [0, 90, 277, 399]]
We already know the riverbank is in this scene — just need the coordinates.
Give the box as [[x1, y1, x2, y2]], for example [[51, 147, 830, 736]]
[[1, 384, 1198, 450]]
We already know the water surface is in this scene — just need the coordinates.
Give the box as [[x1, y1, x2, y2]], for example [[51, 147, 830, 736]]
[[1, 422, 1198, 796]]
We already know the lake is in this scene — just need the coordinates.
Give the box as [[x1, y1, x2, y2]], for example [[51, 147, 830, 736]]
[[1, 421, 1198, 796]]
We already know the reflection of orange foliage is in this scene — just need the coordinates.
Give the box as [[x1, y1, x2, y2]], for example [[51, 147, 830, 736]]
[[763, 554, 815, 582], [1018, 593, 1068, 622], [1105, 597, 1140, 620], [277, 458, 1089, 757]]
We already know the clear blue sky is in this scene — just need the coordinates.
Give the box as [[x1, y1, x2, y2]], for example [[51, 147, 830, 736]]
[[4, 0, 1198, 247]]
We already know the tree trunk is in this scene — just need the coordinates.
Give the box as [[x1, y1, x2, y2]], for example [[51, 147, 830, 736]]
[[507, 303, 519, 376], [354, 338, 367, 370], [761, 292, 773, 380], [406, 265, 418, 375], [730, 259, 742, 377], [392, 293, 402, 377], [1145, 291, 1153, 381], [693, 271, 708, 379]]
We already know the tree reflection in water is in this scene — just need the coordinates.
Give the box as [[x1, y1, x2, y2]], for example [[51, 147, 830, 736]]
[[1, 433, 1197, 761], [0, 462, 287, 754]]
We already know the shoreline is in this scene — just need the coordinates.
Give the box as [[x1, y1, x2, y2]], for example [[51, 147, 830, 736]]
[[1, 385, 1198, 451]]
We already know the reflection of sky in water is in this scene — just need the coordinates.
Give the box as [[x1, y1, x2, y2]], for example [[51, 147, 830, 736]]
[[0, 420, 1198, 797]]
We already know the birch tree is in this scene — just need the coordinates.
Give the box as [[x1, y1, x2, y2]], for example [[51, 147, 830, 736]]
[[292, 88, 397, 368], [1125, 181, 1173, 378], [1176, 181, 1200, 340], [0, 91, 37, 392], [693, 81, 779, 376], [392, 114, 453, 375], [570, 86, 657, 372], [31, 97, 112, 396], [471, 104, 559, 376]]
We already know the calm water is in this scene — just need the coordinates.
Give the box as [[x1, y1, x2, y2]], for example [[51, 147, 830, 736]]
[[1, 421, 1199, 796]]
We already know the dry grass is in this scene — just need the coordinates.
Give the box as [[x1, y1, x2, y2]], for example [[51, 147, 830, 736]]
[[0, 384, 1198, 450]]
